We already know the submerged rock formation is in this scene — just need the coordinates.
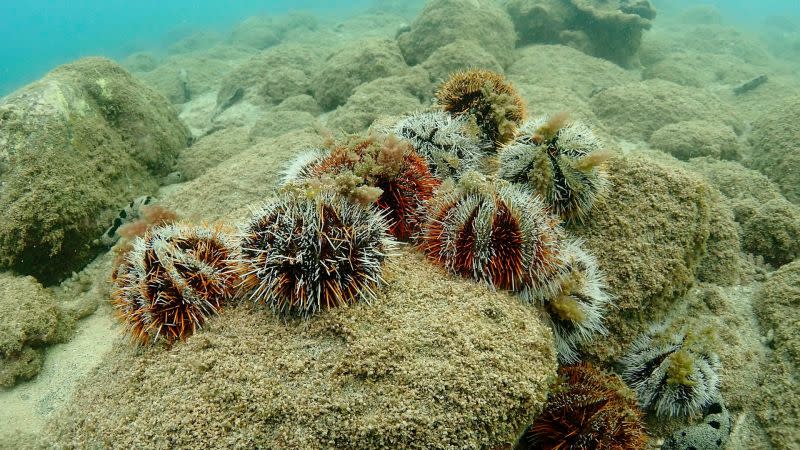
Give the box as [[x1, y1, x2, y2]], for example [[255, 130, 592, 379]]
[[0, 57, 188, 283]]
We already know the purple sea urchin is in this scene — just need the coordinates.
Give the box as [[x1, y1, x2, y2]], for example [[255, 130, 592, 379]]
[[112, 224, 240, 344], [392, 111, 484, 180], [530, 239, 611, 363], [237, 192, 395, 316], [420, 172, 566, 296], [499, 113, 610, 221], [620, 325, 721, 417]]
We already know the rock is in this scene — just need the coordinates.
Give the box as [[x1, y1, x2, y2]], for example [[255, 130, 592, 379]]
[[754, 260, 800, 449], [0, 57, 189, 283], [175, 127, 253, 181], [133, 45, 253, 105], [274, 94, 322, 115], [397, 0, 516, 67], [312, 39, 409, 110], [569, 155, 712, 361], [649, 120, 742, 161], [228, 16, 281, 49], [44, 251, 557, 449], [420, 39, 504, 83], [697, 190, 740, 285], [216, 44, 328, 110], [167, 31, 224, 55], [741, 198, 800, 268], [747, 95, 800, 204], [161, 130, 326, 223], [508, 45, 638, 101], [248, 110, 319, 141], [504, 0, 574, 46], [0, 273, 59, 387], [589, 79, 742, 142], [120, 52, 160, 72], [325, 69, 432, 134], [642, 52, 762, 89]]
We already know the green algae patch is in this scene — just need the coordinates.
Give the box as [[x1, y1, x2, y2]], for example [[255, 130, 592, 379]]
[[569, 155, 712, 361], [747, 94, 800, 205], [0, 57, 188, 284], [45, 250, 557, 449]]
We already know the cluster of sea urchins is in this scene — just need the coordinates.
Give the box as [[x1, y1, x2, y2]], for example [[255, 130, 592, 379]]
[[283, 134, 440, 241], [237, 192, 395, 317], [498, 113, 610, 221], [112, 224, 240, 344]]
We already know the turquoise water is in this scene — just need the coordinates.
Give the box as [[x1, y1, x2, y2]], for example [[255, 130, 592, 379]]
[[0, 0, 376, 95]]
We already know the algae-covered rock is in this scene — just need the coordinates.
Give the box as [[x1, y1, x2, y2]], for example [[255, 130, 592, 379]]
[[248, 110, 319, 141], [747, 95, 800, 205], [570, 155, 712, 361], [754, 261, 800, 449], [46, 251, 557, 449], [397, 0, 516, 67], [325, 69, 431, 134], [174, 126, 253, 181], [741, 198, 800, 268], [508, 45, 638, 101], [228, 14, 319, 50], [0, 273, 59, 387], [420, 39, 504, 83], [590, 79, 742, 142], [0, 57, 189, 283], [275, 94, 322, 115], [649, 120, 742, 161], [504, 0, 574, 46], [642, 52, 762, 89], [216, 43, 328, 110], [162, 130, 326, 222], [697, 190, 740, 285], [312, 39, 409, 110], [120, 51, 160, 72]]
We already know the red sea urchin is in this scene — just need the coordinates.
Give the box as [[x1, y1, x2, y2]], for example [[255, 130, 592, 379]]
[[420, 172, 566, 297], [288, 134, 441, 241], [112, 224, 240, 344], [237, 191, 396, 316], [525, 363, 648, 450]]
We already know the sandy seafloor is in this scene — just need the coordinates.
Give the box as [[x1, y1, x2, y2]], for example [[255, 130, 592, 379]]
[[1, 1, 800, 449]]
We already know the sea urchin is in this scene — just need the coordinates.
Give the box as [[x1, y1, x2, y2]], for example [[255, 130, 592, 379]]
[[112, 224, 240, 345], [237, 192, 395, 316]]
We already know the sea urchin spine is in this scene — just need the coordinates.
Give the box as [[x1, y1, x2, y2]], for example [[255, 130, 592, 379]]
[[112, 224, 240, 345], [420, 172, 566, 297], [237, 192, 395, 316]]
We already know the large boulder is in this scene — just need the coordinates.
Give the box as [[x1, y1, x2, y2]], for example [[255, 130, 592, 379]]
[[747, 95, 800, 205], [0, 57, 189, 283], [569, 155, 712, 361], [649, 120, 742, 161], [589, 79, 742, 142], [754, 261, 800, 449], [45, 251, 557, 449], [397, 0, 516, 67], [312, 39, 410, 110]]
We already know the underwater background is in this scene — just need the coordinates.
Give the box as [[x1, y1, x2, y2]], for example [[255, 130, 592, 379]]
[[1, 0, 799, 449]]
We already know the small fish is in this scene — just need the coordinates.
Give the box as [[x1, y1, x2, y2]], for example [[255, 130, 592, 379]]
[[99, 196, 155, 246]]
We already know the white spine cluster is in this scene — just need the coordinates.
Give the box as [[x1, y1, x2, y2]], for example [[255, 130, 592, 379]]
[[279, 148, 329, 185], [237, 192, 396, 316], [393, 111, 483, 180], [620, 326, 722, 417]]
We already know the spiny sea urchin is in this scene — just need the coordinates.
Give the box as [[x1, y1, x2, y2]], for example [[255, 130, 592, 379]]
[[237, 191, 395, 316], [620, 325, 722, 418], [420, 172, 566, 296], [285, 134, 441, 241], [112, 224, 240, 345], [392, 111, 484, 180], [435, 69, 525, 149], [529, 239, 611, 363], [525, 363, 648, 450], [498, 113, 610, 221]]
